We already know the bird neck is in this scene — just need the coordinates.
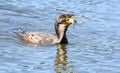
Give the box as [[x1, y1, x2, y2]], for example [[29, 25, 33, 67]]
[[57, 30, 68, 43], [55, 22, 68, 44]]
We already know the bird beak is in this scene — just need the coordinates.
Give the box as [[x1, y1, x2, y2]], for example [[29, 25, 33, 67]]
[[71, 15, 85, 18], [74, 20, 84, 24], [71, 15, 85, 25]]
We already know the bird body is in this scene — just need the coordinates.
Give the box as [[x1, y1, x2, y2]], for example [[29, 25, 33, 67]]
[[14, 14, 78, 46], [17, 32, 57, 45]]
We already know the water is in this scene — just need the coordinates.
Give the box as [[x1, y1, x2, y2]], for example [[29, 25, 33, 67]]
[[0, 0, 120, 73]]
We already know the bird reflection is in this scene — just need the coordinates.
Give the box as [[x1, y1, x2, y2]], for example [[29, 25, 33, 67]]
[[54, 44, 73, 73]]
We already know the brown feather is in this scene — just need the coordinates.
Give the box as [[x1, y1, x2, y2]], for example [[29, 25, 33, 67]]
[[18, 32, 57, 45]]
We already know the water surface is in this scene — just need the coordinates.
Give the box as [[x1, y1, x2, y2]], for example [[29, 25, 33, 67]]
[[0, 0, 120, 73]]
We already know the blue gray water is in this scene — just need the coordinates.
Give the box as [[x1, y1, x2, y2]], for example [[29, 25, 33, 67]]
[[0, 0, 120, 73]]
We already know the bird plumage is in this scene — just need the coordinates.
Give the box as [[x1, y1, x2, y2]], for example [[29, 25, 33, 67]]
[[13, 14, 76, 46]]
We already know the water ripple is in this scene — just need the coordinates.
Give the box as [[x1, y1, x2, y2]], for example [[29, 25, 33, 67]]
[[0, 0, 120, 73]]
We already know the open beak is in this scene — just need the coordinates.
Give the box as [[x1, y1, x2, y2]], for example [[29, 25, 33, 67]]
[[70, 20, 84, 26], [71, 15, 85, 25]]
